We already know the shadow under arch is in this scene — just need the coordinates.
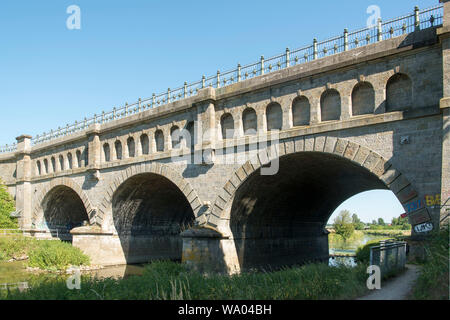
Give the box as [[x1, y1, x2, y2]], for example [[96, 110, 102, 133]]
[[111, 172, 195, 264], [38, 185, 89, 242], [209, 137, 418, 271]]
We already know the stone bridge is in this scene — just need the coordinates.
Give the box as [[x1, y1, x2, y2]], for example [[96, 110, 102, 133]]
[[0, 2, 449, 273]]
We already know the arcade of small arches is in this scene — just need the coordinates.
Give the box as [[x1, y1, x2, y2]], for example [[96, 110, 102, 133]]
[[32, 72, 413, 178]]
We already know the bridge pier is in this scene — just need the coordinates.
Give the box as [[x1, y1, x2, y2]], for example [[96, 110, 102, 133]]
[[181, 227, 329, 275]]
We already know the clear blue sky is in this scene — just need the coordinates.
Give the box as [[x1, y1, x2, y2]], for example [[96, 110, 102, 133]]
[[1, 0, 430, 221]]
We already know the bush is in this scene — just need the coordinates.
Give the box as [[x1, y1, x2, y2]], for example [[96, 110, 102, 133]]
[[355, 239, 389, 263], [0, 179, 17, 229], [411, 226, 449, 300], [28, 240, 90, 270]]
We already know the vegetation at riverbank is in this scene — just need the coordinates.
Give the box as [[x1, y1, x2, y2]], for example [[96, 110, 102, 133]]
[[0, 179, 17, 229], [1, 260, 370, 300], [0, 235, 89, 270], [411, 226, 449, 300]]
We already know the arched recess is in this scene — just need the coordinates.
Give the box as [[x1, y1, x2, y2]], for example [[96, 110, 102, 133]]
[[31, 177, 95, 232], [386, 73, 412, 112], [97, 162, 203, 228], [266, 103, 283, 131], [292, 96, 310, 126], [320, 89, 341, 121], [208, 137, 418, 270], [221, 113, 234, 140], [352, 82, 375, 116]]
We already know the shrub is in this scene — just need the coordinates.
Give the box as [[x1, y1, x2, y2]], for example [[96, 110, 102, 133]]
[[0, 179, 17, 229], [411, 225, 449, 300], [28, 240, 90, 270]]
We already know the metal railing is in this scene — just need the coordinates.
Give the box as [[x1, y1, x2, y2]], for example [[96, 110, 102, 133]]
[[370, 240, 407, 277], [0, 4, 443, 153]]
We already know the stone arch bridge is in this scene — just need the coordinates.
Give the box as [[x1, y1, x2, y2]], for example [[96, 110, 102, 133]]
[[1, 1, 449, 273]]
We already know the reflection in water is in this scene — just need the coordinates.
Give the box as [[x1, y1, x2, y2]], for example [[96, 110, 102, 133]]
[[328, 233, 390, 267], [0, 261, 146, 289]]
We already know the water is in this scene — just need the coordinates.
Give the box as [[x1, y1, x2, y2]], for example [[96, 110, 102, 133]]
[[328, 233, 391, 267], [0, 260, 146, 292]]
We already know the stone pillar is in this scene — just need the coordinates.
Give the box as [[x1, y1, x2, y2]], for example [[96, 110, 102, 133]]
[[310, 96, 321, 124], [438, 0, 450, 226], [181, 227, 240, 275], [195, 87, 217, 163], [15, 135, 32, 229], [86, 124, 101, 169]]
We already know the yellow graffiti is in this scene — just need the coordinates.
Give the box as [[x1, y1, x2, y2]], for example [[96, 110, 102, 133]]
[[425, 194, 441, 207]]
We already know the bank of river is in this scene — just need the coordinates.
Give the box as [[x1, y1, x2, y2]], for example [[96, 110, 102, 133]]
[[0, 231, 404, 291]]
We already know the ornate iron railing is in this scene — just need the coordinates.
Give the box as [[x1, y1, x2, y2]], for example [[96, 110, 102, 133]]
[[0, 4, 443, 153]]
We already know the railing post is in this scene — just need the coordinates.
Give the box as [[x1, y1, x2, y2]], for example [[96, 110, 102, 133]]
[[113, 107, 116, 120], [184, 82, 187, 98], [377, 18, 383, 42], [344, 29, 349, 51], [202, 75, 206, 88], [313, 39, 318, 60], [125, 103, 128, 116], [237, 64, 241, 82], [414, 6, 420, 31], [285, 48, 290, 67], [152, 94, 156, 107], [167, 88, 171, 103], [260, 56, 265, 75], [101, 111, 105, 124], [217, 70, 221, 88], [83, 118, 87, 129], [93, 114, 97, 125], [138, 98, 142, 112]]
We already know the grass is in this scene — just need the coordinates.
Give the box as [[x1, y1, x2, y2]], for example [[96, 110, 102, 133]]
[[0, 235, 90, 271], [362, 229, 410, 237], [1, 260, 371, 300], [328, 230, 364, 246], [410, 226, 449, 300]]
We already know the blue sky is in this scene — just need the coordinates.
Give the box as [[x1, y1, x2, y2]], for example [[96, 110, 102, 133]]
[[0, 0, 431, 222]]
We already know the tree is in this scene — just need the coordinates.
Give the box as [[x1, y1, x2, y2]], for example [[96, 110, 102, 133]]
[[0, 179, 17, 229], [333, 210, 355, 242], [377, 218, 385, 226], [352, 213, 365, 230]]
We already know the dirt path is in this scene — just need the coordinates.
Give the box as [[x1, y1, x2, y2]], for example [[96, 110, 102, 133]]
[[357, 264, 420, 300]]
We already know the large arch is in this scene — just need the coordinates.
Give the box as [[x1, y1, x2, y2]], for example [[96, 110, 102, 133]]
[[97, 162, 203, 228], [207, 137, 418, 270], [32, 178, 94, 241]]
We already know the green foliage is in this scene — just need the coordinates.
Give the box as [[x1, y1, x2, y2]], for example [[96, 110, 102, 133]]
[[355, 239, 385, 263], [28, 240, 90, 270], [0, 235, 89, 270], [333, 210, 355, 242], [2, 261, 370, 300], [0, 236, 37, 261], [377, 218, 385, 226], [411, 226, 449, 300], [351, 214, 365, 230], [0, 179, 17, 229]]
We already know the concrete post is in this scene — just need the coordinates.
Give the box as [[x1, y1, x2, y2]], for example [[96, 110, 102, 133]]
[[15, 135, 32, 229], [438, 0, 450, 226]]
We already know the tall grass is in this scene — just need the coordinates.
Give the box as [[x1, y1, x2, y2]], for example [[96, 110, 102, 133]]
[[0, 235, 89, 270], [2, 261, 370, 300], [411, 226, 449, 300]]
